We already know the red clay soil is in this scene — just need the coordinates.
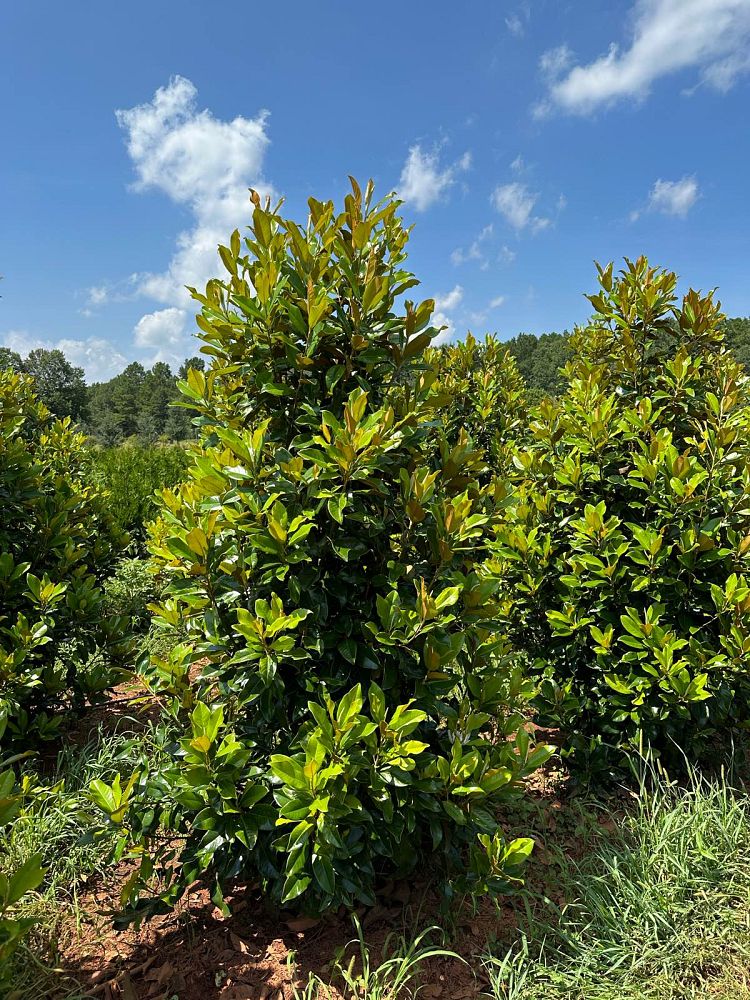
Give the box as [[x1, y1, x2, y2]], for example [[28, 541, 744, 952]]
[[57, 868, 513, 1000], [51, 798, 585, 1000], [38, 686, 589, 1000]]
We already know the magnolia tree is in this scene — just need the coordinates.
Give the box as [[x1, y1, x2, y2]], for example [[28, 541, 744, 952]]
[[92, 181, 552, 917], [492, 258, 750, 773], [0, 370, 127, 748]]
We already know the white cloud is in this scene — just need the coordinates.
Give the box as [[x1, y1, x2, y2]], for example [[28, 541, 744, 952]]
[[133, 307, 193, 366], [451, 223, 494, 267], [1, 331, 129, 382], [491, 181, 551, 232], [505, 3, 530, 37], [117, 75, 271, 305], [540, 0, 750, 116], [469, 294, 506, 327], [435, 286, 464, 312], [631, 175, 700, 219], [398, 144, 471, 211], [499, 244, 517, 264], [87, 285, 109, 307], [648, 176, 700, 215], [539, 44, 574, 81], [432, 285, 464, 345]]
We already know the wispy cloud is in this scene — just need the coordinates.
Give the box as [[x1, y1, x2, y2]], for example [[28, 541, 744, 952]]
[[536, 0, 750, 117], [539, 44, 574, 82], [86, 285, 109, 307], [491, 181, 551, 232], [451, 223, 494, 267], [631, 175, 700, 220], [505, 2, 530, 37], [398, 145, 471, 211]]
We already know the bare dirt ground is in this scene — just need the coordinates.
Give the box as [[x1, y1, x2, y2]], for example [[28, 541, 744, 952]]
[[40, 687, 601, 1000]]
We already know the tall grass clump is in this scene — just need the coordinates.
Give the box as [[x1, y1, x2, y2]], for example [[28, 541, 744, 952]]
[[486, 764, 750, 1000], [291, 916, 459, 1000], [0, 723, 172, 998]]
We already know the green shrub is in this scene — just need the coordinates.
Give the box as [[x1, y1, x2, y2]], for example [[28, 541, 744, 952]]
[[428, 333, 528, 476], [90, 443, 189, 550], [92, 182, 552, 918], [0, 370, 128, 748], [492, 258, 750, 773], [103, 557, 160, 631], [0, 768, 44, 992]]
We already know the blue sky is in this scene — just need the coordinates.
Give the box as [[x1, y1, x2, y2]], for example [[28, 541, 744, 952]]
[[1, 0, 749, 381]]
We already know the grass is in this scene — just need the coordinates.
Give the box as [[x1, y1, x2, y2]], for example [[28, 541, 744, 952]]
[[485, 764, 750, 1000], [290, 915, 460, 1000], [0, 721, 170, 999]]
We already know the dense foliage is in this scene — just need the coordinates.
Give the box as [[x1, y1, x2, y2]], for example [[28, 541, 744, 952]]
[[502, 316, 750, 404], [0, 347, 89, 423], [427, 333, 527, 476], [92, 182, 552, 918], [103, 557, 161, 632], [0, 768, 43, 990], [90, 444, 190, 549], [0, 369, 127, 748], [4, 311, 747, 438], [492, 258, 750, 772], [504, 330, 571, 401], [723, 316, 750, 372]]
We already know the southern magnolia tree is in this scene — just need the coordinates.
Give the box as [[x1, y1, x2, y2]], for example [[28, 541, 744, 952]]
[[94, 182, 552, 917], [427, 333, 527, 478], [492, 258, 750, 772], [0, 370, 126, 747]]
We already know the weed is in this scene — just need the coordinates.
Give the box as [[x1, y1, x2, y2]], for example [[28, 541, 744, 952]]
[[290, 915, 462, 1000]]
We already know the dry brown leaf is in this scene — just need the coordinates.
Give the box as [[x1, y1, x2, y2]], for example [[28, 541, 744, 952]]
[[144, 960, 175, 986], [220, 987, 255, 1000], [231, 931, 252, 953], [118, 974, 138, 1000]]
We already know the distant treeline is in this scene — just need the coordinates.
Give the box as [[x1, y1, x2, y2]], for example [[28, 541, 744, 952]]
[[0, 346, 204, 444], [3, 316, 749, 441], [504, 315, 750, 401]]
